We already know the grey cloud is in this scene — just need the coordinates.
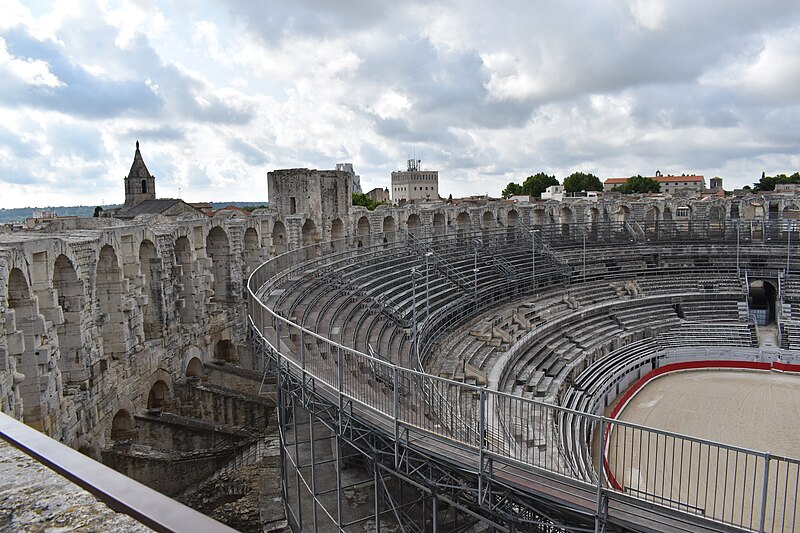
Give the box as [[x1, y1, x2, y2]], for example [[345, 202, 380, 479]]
[[0, 28, 163, 119], [227, 138, 269, 165]]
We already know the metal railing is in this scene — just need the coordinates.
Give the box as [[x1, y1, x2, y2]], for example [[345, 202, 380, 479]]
[[248, 225, 800, 532]]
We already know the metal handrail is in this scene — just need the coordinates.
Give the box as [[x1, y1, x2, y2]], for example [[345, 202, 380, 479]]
[[247, 223, 800, 532]]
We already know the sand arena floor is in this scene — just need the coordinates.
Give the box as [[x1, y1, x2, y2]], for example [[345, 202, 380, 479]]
[[606, 369, 800, 530]]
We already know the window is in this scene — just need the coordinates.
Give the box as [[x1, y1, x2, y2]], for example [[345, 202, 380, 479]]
[[141, 179, 147, 194], [289, 197, 297, 215]]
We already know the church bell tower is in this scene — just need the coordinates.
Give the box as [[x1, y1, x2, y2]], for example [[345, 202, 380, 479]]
[[124, 140, 156, 207]]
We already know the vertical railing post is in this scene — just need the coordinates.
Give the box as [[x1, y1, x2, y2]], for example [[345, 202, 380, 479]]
[[595, 417, 607, 533], [478, 388, 486, 505], [393, 365, 400, 469], [759, 452, 771, 532]]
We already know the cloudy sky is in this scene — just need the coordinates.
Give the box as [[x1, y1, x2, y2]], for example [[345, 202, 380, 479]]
[[1, 0, 799, 208]]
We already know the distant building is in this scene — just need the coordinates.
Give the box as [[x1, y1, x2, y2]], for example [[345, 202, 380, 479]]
[[336, 163, 362, 194], [774, 183, 800, 193], [541, 185, 564, 201], [710, 177, 723, 190], [267, 167, 352, 220], [391, 159, 439, 204], [366, 187, 390, 204], [603, 173, 705, 194], [110, 141, 204, 220]]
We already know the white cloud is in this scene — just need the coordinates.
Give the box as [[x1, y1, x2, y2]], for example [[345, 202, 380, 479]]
[[1, 0, 800, 209]]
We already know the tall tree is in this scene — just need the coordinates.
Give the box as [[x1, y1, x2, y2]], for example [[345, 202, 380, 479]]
[[753, 172, 800, 191], [618, 175, 660, 194], [563, 172, 603, 193], [522, 173, 559, 198], [501, 182, 524, 198]]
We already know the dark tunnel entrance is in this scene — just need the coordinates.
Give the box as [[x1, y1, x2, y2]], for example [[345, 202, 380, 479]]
[[749, 279, 777, 325]]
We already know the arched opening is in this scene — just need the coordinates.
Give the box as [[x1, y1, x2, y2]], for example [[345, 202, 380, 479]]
[[769, 203, 780, 220], [407, 214, 420, 237], [356, 216, 370, 247], [7, 268, 46, 426], [110, 409, 135, 441], [207, 227, 231, 304], [507, 210, 518, 227], [532, 209, 546, 227], [139, 240, 161, 341], [506, 209, 518, 240], [97, 245, 127, 360], [749, 280, 777, 325], [482, 211, 495, 232], [53, 255, 86, 385], [243, 227, 260, 277], [272, 221, 287, 255], [559, 206, 573, 237], [456, 211, 471, 237], [147, 380, 171, 410], [186, 357, 204, 378], [141, 179, 147, 194], [433, 213, 446, 239], [331, 218, 345, 252], [383, 216, 396, 243], [214, 339, 237, 362], [302, 219, 320, 259], [174, 237, 196, 325], [730, 204, 740, 219]]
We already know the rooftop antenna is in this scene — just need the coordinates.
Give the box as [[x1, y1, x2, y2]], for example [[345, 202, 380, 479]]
[[178, 187, 181, 199]]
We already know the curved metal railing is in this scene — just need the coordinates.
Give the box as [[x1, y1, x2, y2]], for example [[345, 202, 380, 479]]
[[247, 222, 800, 532]]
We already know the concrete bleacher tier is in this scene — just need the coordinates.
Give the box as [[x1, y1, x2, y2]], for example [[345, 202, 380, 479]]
[[259, 228, 776, 485]]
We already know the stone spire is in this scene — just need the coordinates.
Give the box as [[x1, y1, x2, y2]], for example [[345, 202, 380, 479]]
[[124, 140, 156, 207]]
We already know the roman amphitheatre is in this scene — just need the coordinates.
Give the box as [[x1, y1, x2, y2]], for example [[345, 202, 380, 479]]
[[2, 148, 800, 532]]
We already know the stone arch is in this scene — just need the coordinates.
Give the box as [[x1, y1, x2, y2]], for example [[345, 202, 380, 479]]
[[506, 209, 518, 227], [532, 209, 546, 226], [769, 202, 780, 220], [663, 205, 673, 221], [139, 240, 161, 341], [433, 213, 446, 238], [214, 339, 237, 362], [207, 226, 232, 304], [644, 206, 660, 237], [559, 206, 573, 237], [730, 204, 740, 219], [110, 409, 135, 441], [482, 211, 496, 231], [302, 219, 320, 259], [7, 268, 47, 426], [52, 254, 86, 385], [147, 380, 171, 410], [456, 211, 471, 236], [331, 218, 345, 252], [383, 216, 396, 243], [356, 216, 370, 247], [186, 357, 204, 378], [174, 236, 197, 325], [407, 214, 421, 237], [243, 227, 260, 277], [302, 218, 319, 247], [96, 245, 127, 360], [272, 220, 287, 255]]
